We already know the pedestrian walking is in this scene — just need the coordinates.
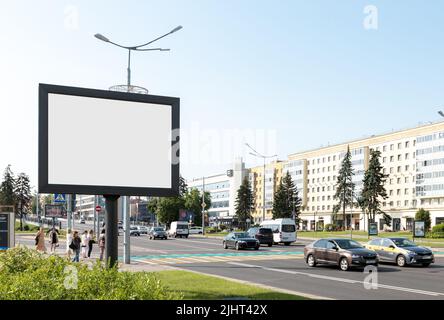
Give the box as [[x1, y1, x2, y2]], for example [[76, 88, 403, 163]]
[[99, 229, 105, 261], [70, 231, 81, 262], [66, 228, 73, 260], [81, 230, 88, 259], [87, 229, 95, 258], [46, 227, 60, 253], [35, 227, 47, 253]]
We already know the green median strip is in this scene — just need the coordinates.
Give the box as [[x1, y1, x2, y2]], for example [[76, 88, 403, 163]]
[[152, 270, 307, 300]]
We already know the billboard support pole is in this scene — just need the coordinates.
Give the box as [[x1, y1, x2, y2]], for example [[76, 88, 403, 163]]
[[104, 195, 120, 268], [123, 196, 130, 264]]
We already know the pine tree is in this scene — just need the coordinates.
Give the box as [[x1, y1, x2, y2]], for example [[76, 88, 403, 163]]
[[14, 173, 32, 231], [235, 177, 254, 230], [0, 165, 16, 206], [272, 172, 302, 221], [361, 149, 390, 227], [333, 146, 355, 230]]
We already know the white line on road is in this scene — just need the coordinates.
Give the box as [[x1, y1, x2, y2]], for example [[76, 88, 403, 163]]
[[227, 262, 444, 297]]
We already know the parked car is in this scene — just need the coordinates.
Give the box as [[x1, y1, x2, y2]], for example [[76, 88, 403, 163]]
[[129, 226, 140, 236], [304, 238, 379, 271], [364, 237, 434, 267], [79, 218, 85, 224], [247, 227, 273, 247], [223, 232, 260, 250], [149, 227, 168, 240], [189, 226, 203, 235], [168, 221, 189, 238], [137, 226, 149, 235]]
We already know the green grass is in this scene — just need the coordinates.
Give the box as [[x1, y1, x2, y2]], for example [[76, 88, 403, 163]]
[[153, 270, 307, 300], [205, 232, 229, 237], [298, 231, 444, 247]]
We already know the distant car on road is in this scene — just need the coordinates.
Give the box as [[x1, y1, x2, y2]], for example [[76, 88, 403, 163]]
[[247, 227, 273, 247], [304, 238, 379, 271], [364, 237, 434, 267], [189, 226, 203, 235], [137, 226, 149, 235], [129, 226, 140, 237], [149, 227, 168, 240], [223, 232, 260, 250], [79, 218, 85, 224]]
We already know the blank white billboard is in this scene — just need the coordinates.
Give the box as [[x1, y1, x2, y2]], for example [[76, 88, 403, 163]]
[[39, 84, 180, 196]]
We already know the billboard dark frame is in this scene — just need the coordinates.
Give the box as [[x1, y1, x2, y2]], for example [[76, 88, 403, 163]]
[[39, 83, 180, 197]]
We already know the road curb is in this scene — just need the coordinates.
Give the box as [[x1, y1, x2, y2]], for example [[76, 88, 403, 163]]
[[169, 265, 334, 300]]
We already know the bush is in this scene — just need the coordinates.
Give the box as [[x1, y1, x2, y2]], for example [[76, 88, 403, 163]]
[[427, 232, 444, 239], [0, 246, 182, 300], [432, 223, 444, 233], [219, 225, 227, 231], [323, 224, 335, 232]]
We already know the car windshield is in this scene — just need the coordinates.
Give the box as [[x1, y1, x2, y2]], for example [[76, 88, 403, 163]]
[[391, 238, 417, 247], [154, 228, 164, 231], [259, 228, 272, 234], [177, 225, 188, 229], [335, 239, 363, 249], [234, 232, 250, 239]]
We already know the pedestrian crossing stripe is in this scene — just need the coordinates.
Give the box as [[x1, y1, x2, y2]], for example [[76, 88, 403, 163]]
[[131, 251, 304, 261], [133, 252, 304, 265]]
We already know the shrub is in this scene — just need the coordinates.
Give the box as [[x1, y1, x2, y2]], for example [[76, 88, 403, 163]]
[[432, 223, 444, 233], [415, 208, 432, 231], [0, 246, 182, 300], [324, 224, 335, 232]]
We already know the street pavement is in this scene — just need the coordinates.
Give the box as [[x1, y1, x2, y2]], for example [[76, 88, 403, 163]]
[[15, 233, 444, 300]]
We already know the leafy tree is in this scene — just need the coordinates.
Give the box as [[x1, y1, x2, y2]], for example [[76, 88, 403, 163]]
[[0, 165, 15, 206], [333, 146, 355, 230], [178, 175, 188, 197], [184, 188, 211, 227], [14, 173, 32, 231], [234, 177, 254, 230], [272, 172, 302, 222], [415, 208, 431, 231], [155, 197, 185, 227], [361, 150, 391, 227]]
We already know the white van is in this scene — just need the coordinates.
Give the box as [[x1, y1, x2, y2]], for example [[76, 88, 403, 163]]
[[168, 221, 189, 238], [260, 218, 296, 245]]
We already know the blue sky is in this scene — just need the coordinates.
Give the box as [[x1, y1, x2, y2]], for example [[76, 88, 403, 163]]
[[1, 0, 444, 189]]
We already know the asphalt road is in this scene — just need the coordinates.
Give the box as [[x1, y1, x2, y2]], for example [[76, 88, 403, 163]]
[[15, 233, 444, 300]]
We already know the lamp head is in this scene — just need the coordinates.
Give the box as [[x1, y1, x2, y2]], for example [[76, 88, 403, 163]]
[[94, 33, 110, 42], [170, 25, 183, 34]]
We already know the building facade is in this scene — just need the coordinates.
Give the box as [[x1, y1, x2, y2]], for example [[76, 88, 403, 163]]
[[187, 158, 247, 226], [249, 122, 444, 231]]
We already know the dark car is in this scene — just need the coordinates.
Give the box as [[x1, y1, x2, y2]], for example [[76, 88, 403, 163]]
[[364, 237, 435, 267], [148, 227, 168, 240], [247, 227, 273, 247], [223, 232, 260, 250], [304, 238, 379, 271]]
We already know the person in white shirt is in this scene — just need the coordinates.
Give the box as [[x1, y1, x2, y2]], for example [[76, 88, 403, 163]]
[[81, 230, 88, 259]]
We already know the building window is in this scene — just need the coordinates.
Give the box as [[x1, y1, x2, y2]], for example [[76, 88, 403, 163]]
[[397, 189, 401, 196], [398, 143, 402, 149], [398, 154, 402, 161], [405, 165, 409, 171], [390, 167, 394, 174], [397, 166, 401, 173], [405, 141, 410, 148], [390, 156, 394, 162], [383, 157, 387, 163], [389, 190, 393, 196], [383, 168, 387, 174], [383, 145, 387, 152], [397, 201, 401, 207], [397, 178, 401, 184], [405, 177, 409, 183], [405, 188, 409, 195], [390, 144, 394, 151], [404, 200, 408, 207], [405, 153, 409, 160]]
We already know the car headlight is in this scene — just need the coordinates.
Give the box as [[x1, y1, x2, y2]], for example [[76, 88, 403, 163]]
[[238, 241, 246, 243], [407, 251, 416, 256], [352, 254, 361, 259]]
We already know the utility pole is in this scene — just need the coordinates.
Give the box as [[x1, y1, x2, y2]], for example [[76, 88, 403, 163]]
[[202, 177, 206, 235], [123, 196, 130, 264]]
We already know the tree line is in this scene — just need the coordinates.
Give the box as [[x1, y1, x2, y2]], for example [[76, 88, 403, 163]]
[[0, 165, 32, 230]]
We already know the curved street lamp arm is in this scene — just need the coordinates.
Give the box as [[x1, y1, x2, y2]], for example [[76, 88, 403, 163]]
[[135, 48, 170, 52], [134, 30, 178, 49]]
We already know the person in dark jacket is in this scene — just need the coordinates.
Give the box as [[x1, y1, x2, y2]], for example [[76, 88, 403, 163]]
[[71, 231, 81, 262]]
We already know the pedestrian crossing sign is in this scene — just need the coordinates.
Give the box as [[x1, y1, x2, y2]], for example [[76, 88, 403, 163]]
[[54, 193, 66, 203]]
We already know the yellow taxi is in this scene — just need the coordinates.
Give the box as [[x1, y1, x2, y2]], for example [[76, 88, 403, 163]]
[[363, 237, 434, 267]]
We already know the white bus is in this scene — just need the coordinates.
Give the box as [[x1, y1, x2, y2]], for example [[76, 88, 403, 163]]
[[260, 218, 296, 245]]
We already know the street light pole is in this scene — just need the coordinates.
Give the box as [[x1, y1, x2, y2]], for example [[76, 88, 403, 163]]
[[94, 26, 182, 266], [245, 143, 277, 222], [202, 176, 206, 236]]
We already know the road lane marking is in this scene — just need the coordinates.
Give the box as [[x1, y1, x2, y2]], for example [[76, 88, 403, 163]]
[[227, 262, 444, 297]]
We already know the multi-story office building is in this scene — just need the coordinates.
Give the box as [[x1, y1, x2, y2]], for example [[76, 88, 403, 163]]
[[249, 161, 284, 224], [269, 121, 444, 231], [187, 158, 247, 226]]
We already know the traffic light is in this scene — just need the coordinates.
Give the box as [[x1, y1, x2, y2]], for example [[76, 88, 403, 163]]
[[71, 194, 76, 212]]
